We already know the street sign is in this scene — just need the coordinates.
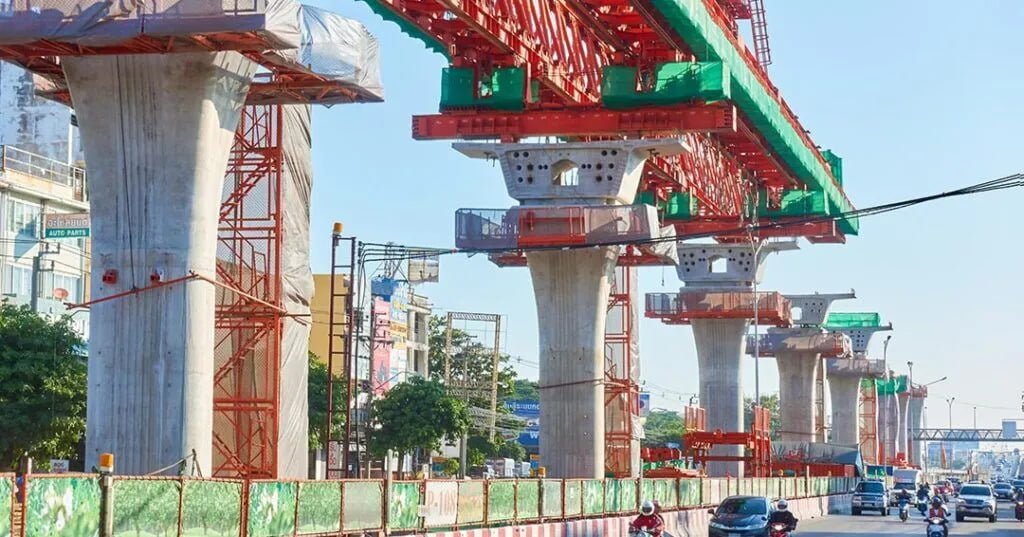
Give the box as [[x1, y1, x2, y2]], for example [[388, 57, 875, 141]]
[[50, 459, 69, 473], [44, 213, 89, 238]]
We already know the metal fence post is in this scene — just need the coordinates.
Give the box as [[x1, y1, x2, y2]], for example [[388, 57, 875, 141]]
[[99, 474, 114, 537]]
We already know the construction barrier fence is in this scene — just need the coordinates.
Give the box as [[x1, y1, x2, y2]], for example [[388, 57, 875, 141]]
[[8, 474, 858, 537]]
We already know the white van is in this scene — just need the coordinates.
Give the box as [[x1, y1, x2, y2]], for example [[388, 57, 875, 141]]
[[889, 468, 923, 505]]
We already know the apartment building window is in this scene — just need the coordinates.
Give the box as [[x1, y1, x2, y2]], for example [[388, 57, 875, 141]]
[[7, 199, 40, 238], [50, 272, 81, 302], [3, 264, 32, 297]]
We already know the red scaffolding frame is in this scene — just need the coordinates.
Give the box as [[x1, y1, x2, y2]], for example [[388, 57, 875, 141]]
[[212, 104, 284, 478], [604, 266, 640, 477], [683, 405, 772, 477], [859, 379, 879, 466]]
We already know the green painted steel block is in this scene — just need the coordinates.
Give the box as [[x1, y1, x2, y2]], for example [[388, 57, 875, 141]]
[[602, 62, 730, 109], [517, 481, 540, 520], [825, 312, 881, 329], [487, 481, 516, 522], [665, 192, 697, 219], [440, 67, 526, 111]]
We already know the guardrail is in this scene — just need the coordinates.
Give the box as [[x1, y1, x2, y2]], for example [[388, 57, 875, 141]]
[[3, 473, 858, 536], [0, 145, 87, 201]]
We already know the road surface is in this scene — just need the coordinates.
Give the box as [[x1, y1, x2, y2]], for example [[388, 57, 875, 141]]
[[798, 502, 1023, 536]]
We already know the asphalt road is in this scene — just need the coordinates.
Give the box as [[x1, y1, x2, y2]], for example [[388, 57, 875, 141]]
[[797, 502, 1024, 536]]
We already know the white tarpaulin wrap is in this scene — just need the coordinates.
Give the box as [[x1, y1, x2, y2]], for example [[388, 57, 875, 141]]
[[278, 104, 314, 477], [0, 0, 300, 48], [299, 5, 382, 99]]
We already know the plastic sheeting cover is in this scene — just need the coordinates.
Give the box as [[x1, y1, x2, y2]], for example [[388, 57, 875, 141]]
[[298, 5, 382, 100], [279, 104, 313, 478], [0, 0, 301, 48]]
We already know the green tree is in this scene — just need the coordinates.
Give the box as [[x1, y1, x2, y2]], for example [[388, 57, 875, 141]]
[[507, 379, 539, 401], [643, 410, 685, 447], [307, 352, 346, 450], [744, 393, 782, 440], [0, 303, 86, 470], [368, 377, 470, 473]]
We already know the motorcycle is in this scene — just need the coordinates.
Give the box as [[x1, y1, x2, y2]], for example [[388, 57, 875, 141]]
[[898, 498, 910, 522], [1015, 500, 1024, 522], [628, 527, 652, 537], [917, 499, 929, 516], [768, 523, 790, 537], [926, 517, 947, 537]]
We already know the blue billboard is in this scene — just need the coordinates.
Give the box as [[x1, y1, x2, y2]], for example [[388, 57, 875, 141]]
[[505, 399, 540, 450]]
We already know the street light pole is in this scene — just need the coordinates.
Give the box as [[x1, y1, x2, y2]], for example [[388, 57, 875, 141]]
[[946, 397, 956, 429], [973, 406, 977, 430], [882, 335, 892, 462]]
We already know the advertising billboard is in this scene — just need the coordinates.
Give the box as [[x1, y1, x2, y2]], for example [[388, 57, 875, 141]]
[[504, 399, 540, 451]]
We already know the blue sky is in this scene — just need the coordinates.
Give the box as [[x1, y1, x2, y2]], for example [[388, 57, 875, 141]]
[[305, 0, 1024, 429]]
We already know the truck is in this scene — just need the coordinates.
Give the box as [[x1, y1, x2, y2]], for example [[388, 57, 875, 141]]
[[890, 468, 922, 505]]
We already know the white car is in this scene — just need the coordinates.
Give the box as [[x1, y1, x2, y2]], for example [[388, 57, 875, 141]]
[[956, 484, 997, 523]]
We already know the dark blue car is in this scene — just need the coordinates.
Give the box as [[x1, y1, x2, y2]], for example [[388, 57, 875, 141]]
[[708, 496, 772, 537]]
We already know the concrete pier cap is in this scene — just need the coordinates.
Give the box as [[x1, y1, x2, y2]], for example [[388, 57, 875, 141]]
[[822, 315, 891, 446], [666, 241, 796, 476], [455, 139, 687, 478], [751, 292, 854, 442]]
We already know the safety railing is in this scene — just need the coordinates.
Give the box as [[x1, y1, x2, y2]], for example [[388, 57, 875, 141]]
[[0, 145, 87, 201], [645, 290, 792, 324], [9, 474, 858, 536], [455, 205, 659, 251], [745, 331, 851, 357]]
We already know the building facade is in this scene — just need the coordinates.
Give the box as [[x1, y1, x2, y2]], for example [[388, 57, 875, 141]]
[[0, 63, 90, 337]]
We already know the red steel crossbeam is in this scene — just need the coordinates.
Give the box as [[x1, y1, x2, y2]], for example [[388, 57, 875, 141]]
[[672, 217, 845, 243], [413, 103, 736, 139]]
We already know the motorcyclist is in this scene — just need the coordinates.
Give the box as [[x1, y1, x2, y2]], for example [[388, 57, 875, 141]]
[[926, 497, 949, 537], [1014, 487, 1024, 503], [917, 482, 932, 501], [768, 499, 798, 532], [631, 500, 664, 536]]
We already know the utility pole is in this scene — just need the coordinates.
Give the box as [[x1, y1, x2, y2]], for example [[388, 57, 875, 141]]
[[882, 335, 892, 462]]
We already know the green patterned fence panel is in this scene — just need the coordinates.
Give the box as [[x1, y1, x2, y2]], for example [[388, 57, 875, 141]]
[[0, 476, 12, 537], [388, 482, 421, 531], [700, 479, 711, 506], [678, 479, 700, 507], [563, 480, 582, 517], [640, 480, 655, 506], [25, 477, 101, 537], [247, 482, 297, 537], [604, 480, 621, 514], [112, 479, 180, 537], [297, 481, 342, 535], [619, 479, 637, 512], [487, 481, 515, 522], [654, 479, 676, 509], [516, 481, 540, 521], [542, 481, 563, 518], [582, 480, 603, 515], [182, 480, 243, 537], [456, 481, 484, 525], [342, 481, 384, 531]]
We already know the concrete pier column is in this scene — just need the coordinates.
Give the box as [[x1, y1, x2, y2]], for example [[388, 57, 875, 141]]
[[776, 351, 821, 442], [64, 52, 256, 475], [897, 392, 910, 460], [529, 247, 619, 478], [828, 374, 862, 445], [693, 318, 748, 477], [878, 393, 901, 463], [907, 396, 925, 466]]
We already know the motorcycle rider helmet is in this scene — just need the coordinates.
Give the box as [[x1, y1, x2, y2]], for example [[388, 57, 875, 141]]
[[640, 500, 655, 516], [931, 497, 943, 507], [777, 499, 788, 511]]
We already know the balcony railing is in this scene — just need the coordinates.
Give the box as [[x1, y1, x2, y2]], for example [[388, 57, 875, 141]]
[[455, 204, 659, 250], [645, 290, 792, 325], [0, 145, 87, 201]]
